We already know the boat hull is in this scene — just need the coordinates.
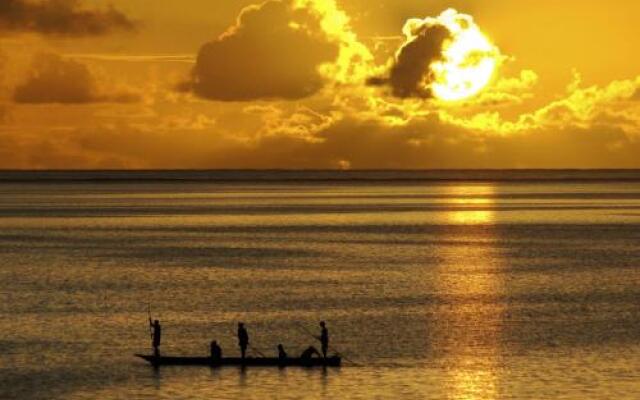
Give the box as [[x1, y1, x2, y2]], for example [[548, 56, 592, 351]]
[[135, 354, 341, 368]]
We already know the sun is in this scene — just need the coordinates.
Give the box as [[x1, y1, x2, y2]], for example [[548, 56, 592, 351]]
[[429, 10, 501, 102]]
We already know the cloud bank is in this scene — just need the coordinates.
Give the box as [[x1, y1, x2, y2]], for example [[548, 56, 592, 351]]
[[0, 0, 135, 36], [3, 104, 640, 169], [1, 2, 640, 170]]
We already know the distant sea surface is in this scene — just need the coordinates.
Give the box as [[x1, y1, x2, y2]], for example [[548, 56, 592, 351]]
[[1, 170, 640, 399]]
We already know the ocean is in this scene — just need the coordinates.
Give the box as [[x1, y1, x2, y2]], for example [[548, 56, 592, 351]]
[[1, 170, 639, 399]]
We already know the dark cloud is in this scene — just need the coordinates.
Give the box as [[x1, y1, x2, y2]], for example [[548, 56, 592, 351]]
[[218, 120, 640, 169], [182, 0, 339, 101], [0, 0, 135, 36], [13, 53, 140, 104], [369, 24, 450, 98]]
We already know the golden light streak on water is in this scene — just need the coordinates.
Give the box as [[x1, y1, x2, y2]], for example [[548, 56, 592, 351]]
[[437, 184, 504, 400]]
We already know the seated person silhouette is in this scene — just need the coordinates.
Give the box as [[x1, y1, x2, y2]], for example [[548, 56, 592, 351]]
[[300, 346, 321, 360], [210, 340, 223, 361], [277, 344, 288, 360]]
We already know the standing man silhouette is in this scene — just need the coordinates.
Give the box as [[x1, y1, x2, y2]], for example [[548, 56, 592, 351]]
[[319, 321, 329, 358], [150, 319, 162, 357], [237, 323, 249, 359]]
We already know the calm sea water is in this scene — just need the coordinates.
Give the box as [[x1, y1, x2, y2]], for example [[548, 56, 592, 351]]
[[1, 171, 640, 399]]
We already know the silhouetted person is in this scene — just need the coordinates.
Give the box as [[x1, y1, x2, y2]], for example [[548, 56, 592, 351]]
[[238, 323, 249, 359], [150, 319, 162, 357], [319, 321, 329, 358], [300, 346, 321, 360], [210, 340, 222, 361], [277, 344, 288, 360]]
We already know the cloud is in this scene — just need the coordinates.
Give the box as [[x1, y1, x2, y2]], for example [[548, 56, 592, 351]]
[[182, 0, 340, 101], [369, 24, 450, 98], [13, 53, 140, 104], [0, 0, 135, 36], [244, 104, 334, 142], [295, 0, 374, 85], [440, 75, 640, 134], [466, 69, 538, 107], [369, 9, 502, 100]]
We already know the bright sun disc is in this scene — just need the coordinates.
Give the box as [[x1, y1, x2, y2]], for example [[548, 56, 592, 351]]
[[429, 10, 500, 102]]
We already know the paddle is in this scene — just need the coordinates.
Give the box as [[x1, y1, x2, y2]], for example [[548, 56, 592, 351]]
[[294, 322, 360, 366]]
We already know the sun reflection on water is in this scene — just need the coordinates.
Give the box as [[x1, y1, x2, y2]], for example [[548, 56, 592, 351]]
[[436, 184, 504, 400], [450, 210, 494, 225]]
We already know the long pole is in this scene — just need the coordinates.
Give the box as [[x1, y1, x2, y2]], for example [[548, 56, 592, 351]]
[[294, 322, 359, 366], [249, 344, 266, 358], [232, 329, 267, 358], [147, 304, 153, 341]]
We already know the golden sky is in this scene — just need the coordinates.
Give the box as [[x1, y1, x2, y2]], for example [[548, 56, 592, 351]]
[[1, 0, 639, 169]]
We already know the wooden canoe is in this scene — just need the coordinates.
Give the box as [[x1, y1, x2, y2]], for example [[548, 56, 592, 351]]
[[135, 354, 341, 368]]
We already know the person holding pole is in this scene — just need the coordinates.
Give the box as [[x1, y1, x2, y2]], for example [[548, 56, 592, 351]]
[[319, 321, 329, 359], [295, 320, 358, 365], [150, 319, 162, 357], [237, 323, 249, 359]]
